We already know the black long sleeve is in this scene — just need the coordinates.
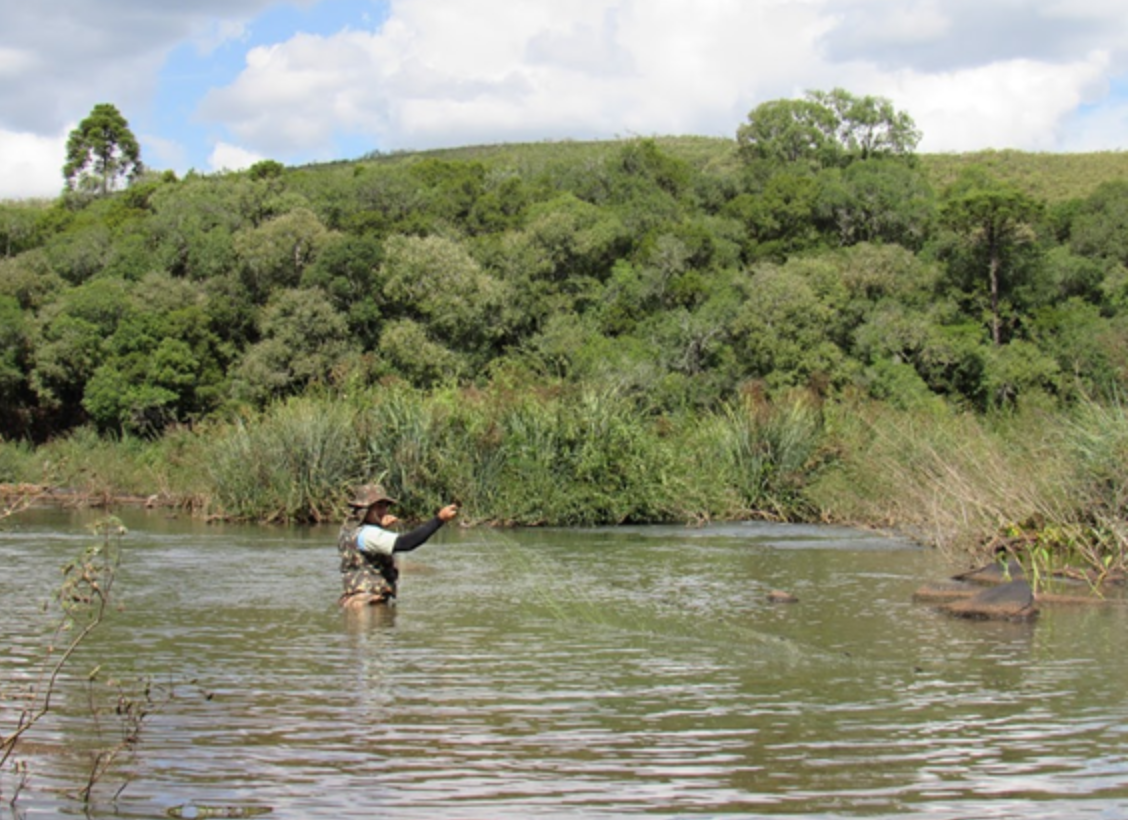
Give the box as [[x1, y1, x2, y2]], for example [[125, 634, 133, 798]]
[[392, 516, 445, 553]]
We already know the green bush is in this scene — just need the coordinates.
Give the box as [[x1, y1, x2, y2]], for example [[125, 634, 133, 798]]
[[208, 397, 360, 523], [354, 384, 680, 526], [0, 437, 35, 484], [688, 390, 828, 520]]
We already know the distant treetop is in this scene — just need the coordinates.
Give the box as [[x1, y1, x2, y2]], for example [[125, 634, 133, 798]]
[[737, 88, 921, 170], [63, 103, 143, 196]]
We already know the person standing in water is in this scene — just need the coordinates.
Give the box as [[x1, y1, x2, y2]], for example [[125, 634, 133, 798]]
[[337, 484, 459, 608]]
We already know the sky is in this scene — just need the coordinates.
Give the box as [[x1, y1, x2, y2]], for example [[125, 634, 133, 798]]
[[0, 0, 1125, 199]]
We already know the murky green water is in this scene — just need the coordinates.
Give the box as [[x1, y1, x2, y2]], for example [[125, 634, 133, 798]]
[[1, 507, 1125, 819]]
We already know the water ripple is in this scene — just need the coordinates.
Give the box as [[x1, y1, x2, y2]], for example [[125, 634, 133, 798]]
[[0, 511, 1123, 819]]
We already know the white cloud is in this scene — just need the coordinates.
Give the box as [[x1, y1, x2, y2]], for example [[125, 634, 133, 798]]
[[866, 50, 1119, 153], [818, 0, 1126, 71], [191, 18, 251, 56], [208, 141, 266, 173], [0, 127, 67, 199], [0, 45, 35, 77], [198, 0, 835, 155], [199, 30, 388, 155], [1059, 95, 1129, 151], [193, 0, 1127, 160], [0, 0, 278, 133]]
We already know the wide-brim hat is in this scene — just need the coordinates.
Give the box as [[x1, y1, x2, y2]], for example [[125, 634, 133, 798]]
[[348, 483, 397, 509]]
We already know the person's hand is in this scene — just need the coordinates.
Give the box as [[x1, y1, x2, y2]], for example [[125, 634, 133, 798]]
[[438, 504, 459, 522], [379, 514, 400, 527]]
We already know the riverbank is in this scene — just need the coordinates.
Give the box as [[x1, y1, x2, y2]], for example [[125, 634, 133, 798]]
[[2, 387, 1125, 585], [1, 482, 167, 509]]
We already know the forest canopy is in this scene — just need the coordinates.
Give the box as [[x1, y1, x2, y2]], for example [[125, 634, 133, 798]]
[[0, 90, 1125, 441]]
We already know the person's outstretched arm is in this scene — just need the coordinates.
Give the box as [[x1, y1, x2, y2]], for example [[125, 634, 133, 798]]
[[393, 504, 459, 553]]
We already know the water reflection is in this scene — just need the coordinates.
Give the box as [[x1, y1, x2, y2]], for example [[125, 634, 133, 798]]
[[0, 508, 1124, 819], [344, 601, 398, 633]]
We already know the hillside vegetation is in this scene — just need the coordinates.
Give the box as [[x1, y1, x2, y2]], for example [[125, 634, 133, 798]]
[[0, 92, 1125, 579], [360, 137, 1127, 204]]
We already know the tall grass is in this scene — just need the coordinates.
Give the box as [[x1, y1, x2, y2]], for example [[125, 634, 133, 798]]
[[198, 382, 828, 526], [920, 149, 1127, 203], [1051, 396, 1128, 572], [207, 397, 360, 523], [2, 426, 210, 508], [694, 390, 827, 521], [481, 387, 679, 525], [11, 382, 1123, 582], [353, 384, 683, 525], [809, 396, 1127, 575], [0, 436, 35, 484]]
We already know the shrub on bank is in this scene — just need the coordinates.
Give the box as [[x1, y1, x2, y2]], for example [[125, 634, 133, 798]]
[[1, 424, 213, 509], [0, 436, 35, 484], [207, 397, 359, 523]]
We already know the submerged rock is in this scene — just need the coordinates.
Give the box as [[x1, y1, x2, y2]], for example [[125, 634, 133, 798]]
[[912, 581, 978, 604], [915, 579, 1126, 611], [767, 589, 799, 604], [940, 578, 1037, 621], [166, 806, 272, 818]]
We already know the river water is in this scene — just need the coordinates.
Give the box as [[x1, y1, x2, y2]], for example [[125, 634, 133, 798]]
[[0, 507, 1125, 819]]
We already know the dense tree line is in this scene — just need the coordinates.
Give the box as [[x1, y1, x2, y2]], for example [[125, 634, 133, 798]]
[[0, 91, 1124, 442]]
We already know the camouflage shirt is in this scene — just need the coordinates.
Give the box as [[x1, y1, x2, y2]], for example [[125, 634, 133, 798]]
[[337, 511, 399, 603]]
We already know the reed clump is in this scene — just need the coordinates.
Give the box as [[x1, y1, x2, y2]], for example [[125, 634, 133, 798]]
[[0, 436, 35, 484], [808, 395, 1127, 577], [690, 389, 829, 521], [352, 383, 685, 525], [199, 382, 830, 526], [206, 396, 360, 523], [2, 426, 211, 508]]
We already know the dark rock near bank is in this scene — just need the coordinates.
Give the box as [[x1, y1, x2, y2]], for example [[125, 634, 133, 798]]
[[940, 578, 1037, 621], [952, 558, 1026, 585]]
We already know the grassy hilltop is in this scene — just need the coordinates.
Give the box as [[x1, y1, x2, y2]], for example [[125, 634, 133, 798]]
[[344, 136, 1126, 202]]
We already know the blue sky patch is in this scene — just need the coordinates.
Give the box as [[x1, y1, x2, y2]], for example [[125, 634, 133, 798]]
[[148, 0, 390, 170]]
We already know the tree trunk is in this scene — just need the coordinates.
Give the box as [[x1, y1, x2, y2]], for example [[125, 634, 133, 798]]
[[987, 225, 1001, 346]]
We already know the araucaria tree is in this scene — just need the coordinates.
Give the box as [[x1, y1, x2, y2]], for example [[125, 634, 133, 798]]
[[941, 172, 1043, 347], [63, 103, 143, 195]]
